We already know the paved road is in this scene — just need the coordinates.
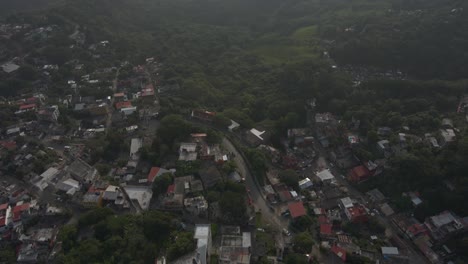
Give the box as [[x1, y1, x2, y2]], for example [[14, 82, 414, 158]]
[[222, 139, 278, 223], [105, 68, 120, 134]]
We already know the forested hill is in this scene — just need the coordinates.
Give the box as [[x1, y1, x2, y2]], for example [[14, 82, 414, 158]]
[[0, 0, 63, 15], [26, 0, 467, 80]]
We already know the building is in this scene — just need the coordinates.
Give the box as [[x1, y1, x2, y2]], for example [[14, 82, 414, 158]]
[[129, 138, 142, 161], [317, 169, 335, 183], [191, 109, 216, 122], [348, 165, 371, 183], [219, 231, 251, 264], [343, 202, 368, 223], [194, 224, 212, 256], [245, 128, 266, 146], [366, 189, 386, 203], [288, 201, 306, 219], [179, 143, 198, 161], [381, 247, 399, 258], [67, 159, 98, 183], [440, 129, 456, 145], [147, 167, 172, 183], [56, 178, 80, 196], [37, 105, 60, 122], [115, 101, 132, 110], [228, 120, 240, 131], [184, 196, 208, 216], [123, 185, 153, 211], [424, 211, 467, 241], [298, 178, 313, 190]]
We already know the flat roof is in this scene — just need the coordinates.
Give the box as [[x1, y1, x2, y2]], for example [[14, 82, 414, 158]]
[[317, 169, 335, 181], [381, 247, 399, 255]]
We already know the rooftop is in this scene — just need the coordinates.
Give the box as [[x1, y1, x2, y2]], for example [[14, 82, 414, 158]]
[[288, 201, 306, 219], [317, 169, 335, 181], [123, 185, 152, 210]]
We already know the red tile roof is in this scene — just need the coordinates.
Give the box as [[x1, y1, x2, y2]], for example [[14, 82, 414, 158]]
[[318, 215, 330, 225], [12, 203, 29, 213], [288, 201, 306, 219], [115, 101, 132, 109], [347, 205, 368, 223], [0, 141, 16, 151], [0, 217, 5, 227], [141, 84, 155, 97], [19, 104, 36, 110], [0, 203, 8, 211], [166, 184, 175, 194], [147, 167, 161, 183], [320, 224, 333, 235], [331, 245, 347, 262], [348, 165, 371, 182]]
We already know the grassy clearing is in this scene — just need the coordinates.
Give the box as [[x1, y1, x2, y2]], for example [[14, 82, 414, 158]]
[[250, 30, 320, 65]]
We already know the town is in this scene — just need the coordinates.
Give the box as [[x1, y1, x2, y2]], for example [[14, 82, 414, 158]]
[[0, 5, 467, 264]]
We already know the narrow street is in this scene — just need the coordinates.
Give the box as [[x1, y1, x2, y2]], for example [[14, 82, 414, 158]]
[[105, 67, 120, 133], [314, 143, 429, 264]]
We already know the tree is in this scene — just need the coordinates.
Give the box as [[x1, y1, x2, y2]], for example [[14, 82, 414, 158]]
[[293, 232, 314, 253], [152, 173, 173, 196], [279, 169, 299, 188], [58, 225, 78, 252], [219, 191, 247, 224], [158, 114, 192, 146], [166, 232, 196, 261], [17, 65, 37, 81], [213, 113, 231, 128], [284, 253, 308, 264]]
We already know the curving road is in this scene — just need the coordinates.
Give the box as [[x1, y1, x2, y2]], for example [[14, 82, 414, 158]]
[[221, 138, 286, 229]]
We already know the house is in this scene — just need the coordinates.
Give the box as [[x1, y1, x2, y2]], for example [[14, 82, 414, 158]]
[[348, 165, 371, 183], [320, 223, 333, 237], [140, 84, 155, 104], [315, 113, 335, 124], [147, 167, 172, 183], [191, 109, 216, 122], [123, 185, 153, 211], [245, 128, 266, 146], [113, 92, 126, 102], [56, 178, 80, 196], [2, 62, 20, 73], [184, 196, 208, 216], [441, 118, 453, 128], [381, 247, 399, 258], [407, 192, 423, 206], [19, 104, 37, 112], [424, 211, 467, 241], [316, 169, 335, 183], [129, 138, 142, 161], [219, 231, 251, 264], [67, 158, 98, 183], [331, 244, 347, 262], [380, 203, 395, 217], [287, 128, 314, 147], [344, 203, 368, 223], [179, 143, 198, 161], [298, 178, 313, 190], [82, 192, 102, 208], [288, 201, 306, 219], [115, 101, 132, 110], [37, 105, 60, 122], [228, 120, 240, 131], [440, 129, 456, 145], [377, 139, 390, 152], [194, 224, 212, 257], [121, 106, 137, 116], [0, 141, 17, 151]]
